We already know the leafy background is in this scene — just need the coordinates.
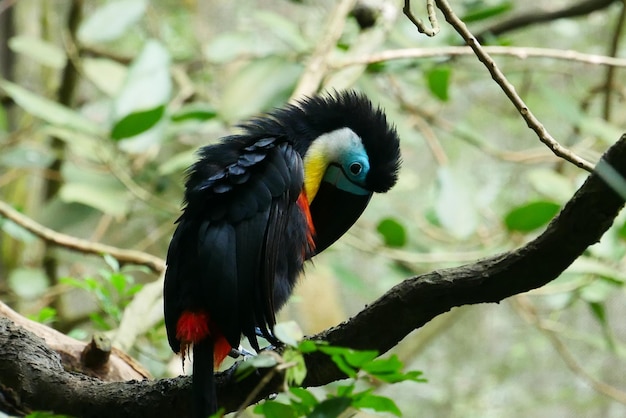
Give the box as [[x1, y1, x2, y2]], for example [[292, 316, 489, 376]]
[[1, 0, 625, 416]]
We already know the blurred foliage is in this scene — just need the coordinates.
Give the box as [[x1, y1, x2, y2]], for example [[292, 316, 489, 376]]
[[1, 0, 625, 417]]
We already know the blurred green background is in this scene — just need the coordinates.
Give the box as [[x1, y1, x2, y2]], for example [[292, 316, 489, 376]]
[[0, 0, 625, 416]]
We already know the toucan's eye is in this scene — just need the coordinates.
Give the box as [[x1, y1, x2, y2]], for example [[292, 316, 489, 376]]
[[349, 162, 363, 176]]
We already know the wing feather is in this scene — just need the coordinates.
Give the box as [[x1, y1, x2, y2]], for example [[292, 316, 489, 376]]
[[164, 136, 309, 353]]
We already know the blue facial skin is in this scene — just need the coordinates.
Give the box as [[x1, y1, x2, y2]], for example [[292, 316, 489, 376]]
[[323, 150, 370, 196]]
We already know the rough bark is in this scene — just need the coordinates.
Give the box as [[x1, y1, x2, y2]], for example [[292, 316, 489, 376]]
[[1, 134, 625, 417]]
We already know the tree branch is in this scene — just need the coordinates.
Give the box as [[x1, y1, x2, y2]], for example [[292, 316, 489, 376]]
[[2, 133, 625, 417], [475, 0, 619, 43], [433, 0, 595, 172], [0, 200, 165, 274]]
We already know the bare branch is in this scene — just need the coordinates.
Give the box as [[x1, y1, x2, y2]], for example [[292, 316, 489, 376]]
[[333, 46, 626, 69], [403, 0, 440, 37], [0, 200, 165, 274], [433, 0, 595, 172]]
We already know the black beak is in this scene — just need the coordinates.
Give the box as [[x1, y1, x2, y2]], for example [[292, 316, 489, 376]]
[[308, 181, 372, 255]]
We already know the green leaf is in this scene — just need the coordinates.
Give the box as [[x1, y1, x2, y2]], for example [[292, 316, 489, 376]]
[[254, 401, 298, 418], [504, 201, 560, 232], [109, 273, 128, 294], [319, 347, 357, 378], [110, 105, 166, 141], [343, 349, 379, 369], [171, 103, 217, 122], [112, 40, 171, 151], [353, 393, 402, 416], [0, 80, 101, 135], [376, 217, 407, 247], [8, 36, 66, 69], [361, 354, 402, 375], [461, 2, 513, 23], [78, 0, 147, 44], [284, 349, 307, 386], [83, 58, 127, 96], [103, 254, 120, 272], [298, 339, 322, 353], [28, 306, 58, 325], [289, 387, 318, 409], [426, 66, 451, 102], [308, 397, 352, 418]]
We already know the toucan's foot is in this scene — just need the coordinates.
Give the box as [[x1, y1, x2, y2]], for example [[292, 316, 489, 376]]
[[229, 345, 255, 359]]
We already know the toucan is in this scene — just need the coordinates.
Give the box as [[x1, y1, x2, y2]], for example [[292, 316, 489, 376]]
[[163, 90, 401, 417]]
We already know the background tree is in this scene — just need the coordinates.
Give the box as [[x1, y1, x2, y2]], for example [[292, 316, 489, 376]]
[[0, 0, 625, 416]]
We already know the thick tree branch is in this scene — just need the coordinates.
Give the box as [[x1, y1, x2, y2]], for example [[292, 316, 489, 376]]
[[1, 133, 625, 417]]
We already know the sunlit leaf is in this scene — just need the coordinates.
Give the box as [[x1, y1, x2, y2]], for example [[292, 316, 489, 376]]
[[83, 58, 127, 96], [504, 201, 560, 232], [426, 66, 451, 101], [284, 349, 307, 386], [78, 0, 147, 44], [8, 36, 66, 69], [376, 217, 407, 247], [289, 387, 318, 409], [0, 80, 101, 135]]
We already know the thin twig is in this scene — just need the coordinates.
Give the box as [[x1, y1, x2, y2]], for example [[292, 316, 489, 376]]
[[514, 296, 626, 405], [433, 0, 595, 173], [0, 200, 165, 274], [403, 0, 439, 37], [333, 46, 626, 69], [601, 0, 626, 121], [290, 0, 357, 99]]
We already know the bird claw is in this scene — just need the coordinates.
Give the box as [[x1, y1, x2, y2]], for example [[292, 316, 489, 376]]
[[229, 345, 256, 359]]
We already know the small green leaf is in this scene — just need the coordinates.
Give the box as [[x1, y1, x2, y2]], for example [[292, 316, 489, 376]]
[[289, 387, 318, 409], [504, 201, 560, 232], [78, 0, 147, 44], [254, 401, 298, 418], [0, 80, 101, 135], [353, 393, 402, 416], [343, 349, 379, 369], [298, 339, 321, 353], [110, 105, 165, 141], [376, 218, 407, 248], [8, 36, 66, 69], [103, 254, 120, 272], [308, 397, 352, 418], [426, 66, 451, 102], [284, 349, 307, 386], [171, 104, 217, 122], [361, 354, 402, 375], [109, 273, 128, 294]]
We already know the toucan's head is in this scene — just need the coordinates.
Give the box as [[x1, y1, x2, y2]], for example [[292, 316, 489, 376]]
[[244, 90, 401, 253]]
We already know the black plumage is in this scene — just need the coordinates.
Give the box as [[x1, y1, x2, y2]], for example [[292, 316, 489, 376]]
[[164, 90, 401, 417]]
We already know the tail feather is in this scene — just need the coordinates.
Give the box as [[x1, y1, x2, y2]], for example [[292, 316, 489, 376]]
[[193, 338, 217, 418]]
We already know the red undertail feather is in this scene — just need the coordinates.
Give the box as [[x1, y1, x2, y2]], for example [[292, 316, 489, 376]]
[[176, 310, 232, 367], [297, 191, 316, 252]]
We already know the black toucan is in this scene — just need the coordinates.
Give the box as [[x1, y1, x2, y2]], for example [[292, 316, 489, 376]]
[[164, 90, 401, 417]]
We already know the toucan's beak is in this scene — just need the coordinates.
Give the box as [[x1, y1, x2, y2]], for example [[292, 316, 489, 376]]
[[309, 181, 372, 254]]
